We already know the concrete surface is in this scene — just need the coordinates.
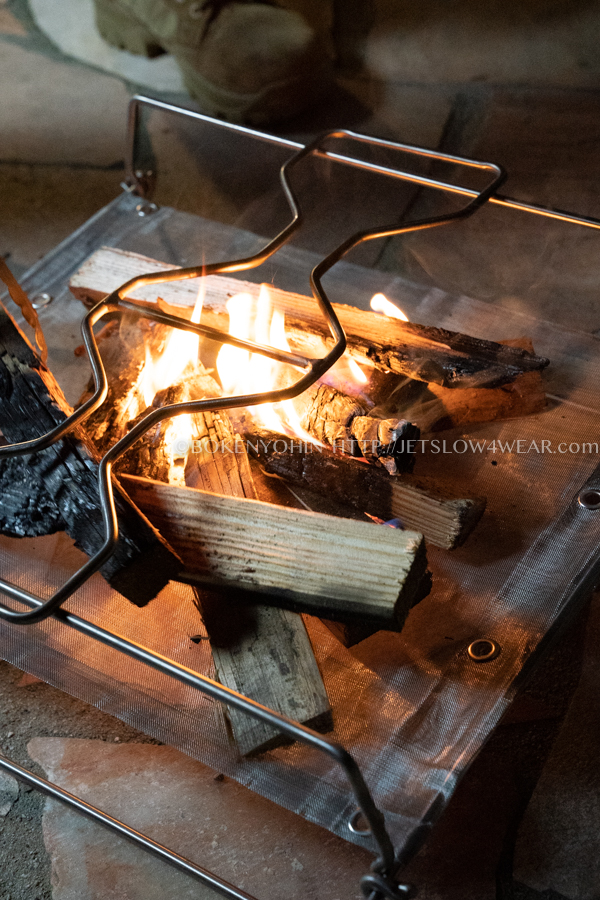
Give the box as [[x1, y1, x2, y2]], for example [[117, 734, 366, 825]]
[[2, 1, 600, 898]]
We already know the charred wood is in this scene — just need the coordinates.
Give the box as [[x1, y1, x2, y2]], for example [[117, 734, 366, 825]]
[[0, 303, 180, 606], [249, 432, 486, 550]]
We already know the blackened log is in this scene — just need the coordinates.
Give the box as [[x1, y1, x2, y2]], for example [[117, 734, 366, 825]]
[[0, 303, 181, 605], [0, 455, 64, 537]]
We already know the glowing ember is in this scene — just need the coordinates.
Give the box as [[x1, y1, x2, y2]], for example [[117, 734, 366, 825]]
[[370, 292, 409, 321], [216, 284, 316, 441]]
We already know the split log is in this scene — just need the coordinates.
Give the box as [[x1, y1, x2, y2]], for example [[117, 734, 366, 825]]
[[120, 474, 431, 628], [70, 247, 550, 389], [0, 303, 180, 606], [248, 433, 486, 551], [185, 428, 332, 755], [196, 592, 332, 755], [80, 334, 332, 756]]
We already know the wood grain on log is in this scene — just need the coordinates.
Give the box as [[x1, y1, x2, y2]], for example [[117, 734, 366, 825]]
[[249, 433, 486, 550], [121, 474, 430, 628], [0, 303, 180, 606], [70, 247, 549, 388]]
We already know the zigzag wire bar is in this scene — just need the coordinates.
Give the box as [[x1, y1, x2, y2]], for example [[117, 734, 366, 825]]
[[0, 130, 505, 896], [0, 130, 505, 626]]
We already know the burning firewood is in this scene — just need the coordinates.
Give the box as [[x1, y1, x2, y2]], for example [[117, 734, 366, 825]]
[[78, 322, 431, 628], [78, 298, 334, 755], [373, 339, 547, 432], [71, 249, 495, 547], [70, 247, 549, 389], [0, 302, 181, 606], [248, 433, 486, 551], [298, 383, 419, 473]]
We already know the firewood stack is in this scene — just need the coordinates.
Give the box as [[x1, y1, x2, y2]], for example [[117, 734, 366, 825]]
[[0, 247, 550, 755]]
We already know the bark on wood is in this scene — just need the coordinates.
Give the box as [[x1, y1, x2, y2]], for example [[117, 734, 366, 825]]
[[70, 247, 550, 388], [249, 432, 486, 550], [299, 383, 419, 473], [423, 338, 547, 430], [0, 303, 180, 605], [120, 474, 431, 628]]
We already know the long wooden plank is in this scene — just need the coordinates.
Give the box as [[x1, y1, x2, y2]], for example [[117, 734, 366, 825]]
[[120, 474, 430, 627], [70, 247, 549, 388]]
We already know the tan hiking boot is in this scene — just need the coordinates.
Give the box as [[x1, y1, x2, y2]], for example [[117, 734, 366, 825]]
[[94, 0, 336, 124]]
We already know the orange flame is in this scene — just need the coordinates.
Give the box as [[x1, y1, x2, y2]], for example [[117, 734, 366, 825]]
[[347, 356, 368, 384], [139, 280, 205, 467], [216, 284, 317, 441], [370, 292, 409, 321]]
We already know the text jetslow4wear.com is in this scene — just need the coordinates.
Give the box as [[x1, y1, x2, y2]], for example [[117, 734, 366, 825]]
[[171, 437, 600, 457]]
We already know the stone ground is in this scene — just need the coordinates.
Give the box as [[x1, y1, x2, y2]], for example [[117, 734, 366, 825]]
[[2, 0, 600, 898]]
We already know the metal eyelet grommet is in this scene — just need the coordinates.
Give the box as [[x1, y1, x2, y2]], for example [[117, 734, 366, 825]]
[[578, 489, 600, 509], [467, 639, 500, 662], [349, 809, 372, 835], [31, 293, 53, 309], [188, 2, 204, 18], [135, 201, 158, 217]]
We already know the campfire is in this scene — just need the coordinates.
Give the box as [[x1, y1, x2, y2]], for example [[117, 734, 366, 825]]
[[0, 243, 549, 754]]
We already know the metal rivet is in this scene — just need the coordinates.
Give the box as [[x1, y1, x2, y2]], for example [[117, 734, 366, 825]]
[[135, 201, 158, 217], [579, 489, 600, 509], [31, 293, 53, 309], [348, 809, 371, 835], [189, 1, 204, 17], [467, 639, 500, 662]]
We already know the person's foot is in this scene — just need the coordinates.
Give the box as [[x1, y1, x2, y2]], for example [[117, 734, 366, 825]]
[[94, 0, 335, 124]]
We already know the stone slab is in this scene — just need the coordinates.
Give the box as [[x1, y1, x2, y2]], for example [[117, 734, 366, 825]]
[[28, 738, 371, 900]]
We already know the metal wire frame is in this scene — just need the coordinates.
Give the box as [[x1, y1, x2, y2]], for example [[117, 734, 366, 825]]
[[127, 94, 600, 232], [0, 131, 504, 625], [0, 127, 506, 899]]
